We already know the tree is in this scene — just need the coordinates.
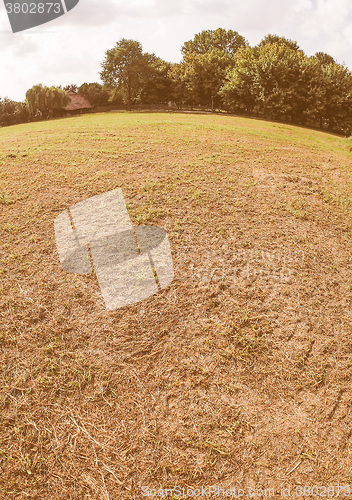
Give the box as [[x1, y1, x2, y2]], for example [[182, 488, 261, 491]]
[[310, 55, 352, 131], [292, 56, 324, 126], [182, 28, 247, 57], [108, 88, 125, 106], [168, 62, 192, 106], [0, 98, 30, 126], [139, 54, 173, 104], [0, 97, 16, 126], [257, 34, 300, 51], [314, 52, 335, 66], [100, 39, 149, 110], [172, 49, 236, 107], [219, 46, 258, 113], [319, 62, 352, 131], [254, 43, 305, 121], [220, 43, 310, 122], [220, 40, 352, 132], [78, 82, 110, 107], [173, 29, 247, 108], [13, 102, 29, 124], [64, 84, 78, 93], [0, 97, 16, 115], [26, 84, 70, 117]]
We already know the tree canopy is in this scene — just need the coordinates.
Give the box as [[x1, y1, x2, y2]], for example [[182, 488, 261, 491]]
[[257, 34, 300, 51], [78, 82, 110, 107], [100, 39, 148, 109], [219, 40, 352, 132], [182, 28, 247, 57], [100, 39, 174, 108], [170, 29, 247, 108], [26, 84, 70, 117], [314, 52, 336, 66]]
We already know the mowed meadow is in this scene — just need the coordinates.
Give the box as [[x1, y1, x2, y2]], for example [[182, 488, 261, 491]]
[[1, 111, 352, 498]]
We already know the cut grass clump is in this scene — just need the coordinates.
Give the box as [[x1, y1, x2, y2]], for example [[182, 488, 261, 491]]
[[287, 197, 307, 219], [141, 178, 158, 192], [0, 193, 13, 205]]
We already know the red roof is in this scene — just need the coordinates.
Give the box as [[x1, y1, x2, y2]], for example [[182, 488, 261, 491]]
[[64, 91, 92, 111]]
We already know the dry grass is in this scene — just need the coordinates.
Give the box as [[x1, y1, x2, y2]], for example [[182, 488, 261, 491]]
[[1, 112, 352, 498]]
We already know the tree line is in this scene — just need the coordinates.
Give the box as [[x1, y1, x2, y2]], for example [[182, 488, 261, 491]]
[[1, 28, 352, 135]]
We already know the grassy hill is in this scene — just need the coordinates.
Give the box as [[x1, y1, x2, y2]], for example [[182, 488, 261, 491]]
[[1, 112, 352, 498]]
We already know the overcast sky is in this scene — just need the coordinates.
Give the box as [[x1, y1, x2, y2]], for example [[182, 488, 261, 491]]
[[1, 0, 352, 101]]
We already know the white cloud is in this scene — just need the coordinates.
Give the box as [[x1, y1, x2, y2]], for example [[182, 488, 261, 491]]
[[292, 0, 312, 13], [316, 0, 351, 31]]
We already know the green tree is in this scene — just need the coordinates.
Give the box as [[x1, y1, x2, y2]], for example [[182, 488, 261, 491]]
[[257, 34, 300, 51], [0, 98, 30, 126], [314, 52, 335, 66], [174, 49, 236, 107], [172, 29, 247, 108], [221, 41, 352, 132], [108, 88, 125, 106], [26, 84, 70, 117], [13, 102, 29, 124], [168, 62, 192, 106], [0, 97, 16, 115], [292, 56, 324, 126], [219, 46, 258, 113], [139, 54, 173, 104], [64, 84, 78, 92], [310, 55, 352, 131], [78, 82, 110, 107], [182, 28, 247, 57], [0, 97, 16, 126], [320, 62, 352, 131], [254, 43, 305, 120], [100, 39, 149, 110], [220, 43, 313, 122]]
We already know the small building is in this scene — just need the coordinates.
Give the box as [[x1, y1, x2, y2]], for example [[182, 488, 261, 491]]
[[64, 91, 92, 115]]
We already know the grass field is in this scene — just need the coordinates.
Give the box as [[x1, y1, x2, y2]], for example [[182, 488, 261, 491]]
[[1, 111, 352, 499]]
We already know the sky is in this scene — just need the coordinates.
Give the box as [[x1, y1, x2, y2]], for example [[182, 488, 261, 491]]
[[1, 0, 352, 101]]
